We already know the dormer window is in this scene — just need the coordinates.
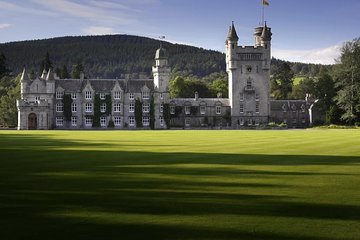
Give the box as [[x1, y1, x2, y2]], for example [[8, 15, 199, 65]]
[[142, 91, 149, 100], [85, 91, 92, 100], [114, 91, 121, 100], [99, 93, 106, 100], [56, 91, 63, 100]]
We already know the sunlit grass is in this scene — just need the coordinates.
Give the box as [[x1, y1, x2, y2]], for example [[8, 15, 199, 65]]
[[0, 129, 360, 239]]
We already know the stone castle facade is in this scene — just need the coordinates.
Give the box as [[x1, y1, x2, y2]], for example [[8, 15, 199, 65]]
[[17, 23, 314, 130]]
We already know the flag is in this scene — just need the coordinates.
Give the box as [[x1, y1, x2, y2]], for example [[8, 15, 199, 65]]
[[263, 0, 269, 6]]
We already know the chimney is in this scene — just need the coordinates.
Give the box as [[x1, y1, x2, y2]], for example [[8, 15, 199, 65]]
[[194, 91, 199, 100], [217, 92, 222, 98], [80, 72, 84, 80]]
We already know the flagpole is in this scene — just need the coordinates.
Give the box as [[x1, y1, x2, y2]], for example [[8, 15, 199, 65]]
[[262, 0, 265, 25]]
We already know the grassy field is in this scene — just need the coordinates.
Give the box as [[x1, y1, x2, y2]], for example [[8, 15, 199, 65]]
[[0, 130, 360, 240]]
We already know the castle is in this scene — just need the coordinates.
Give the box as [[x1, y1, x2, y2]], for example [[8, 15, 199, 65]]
[[17, 23, 314, 130]]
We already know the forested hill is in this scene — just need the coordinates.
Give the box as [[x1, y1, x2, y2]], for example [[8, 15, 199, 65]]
[[0, 34, 329, 78], [0, 35, 226, 78]]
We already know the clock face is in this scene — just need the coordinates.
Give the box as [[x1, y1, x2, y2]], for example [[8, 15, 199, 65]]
[[247, 66, 252, 73]]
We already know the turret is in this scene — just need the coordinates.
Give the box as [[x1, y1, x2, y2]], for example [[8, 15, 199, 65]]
[[45, 68, 55, 94], [46, 68, 55, 81], [260, 22, 272, 69], [20, 68, 29, 98], [225, 22, 239, 71], [152, 46, 170, 91], [41, 69, 48, 79]]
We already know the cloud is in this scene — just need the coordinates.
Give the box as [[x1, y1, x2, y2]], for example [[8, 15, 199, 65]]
[[31, 0, 138, 25], [273, 44, 341, 65], [0, 23, 11, 29], [83, 26, 116, 35], [0, 1, 57, 16]]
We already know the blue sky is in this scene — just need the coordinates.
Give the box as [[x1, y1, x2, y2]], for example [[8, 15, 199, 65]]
[[0, 0, 359, 64]]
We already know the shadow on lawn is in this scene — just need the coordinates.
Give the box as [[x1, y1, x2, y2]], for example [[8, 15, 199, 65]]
[[1, 133, 360, 240]]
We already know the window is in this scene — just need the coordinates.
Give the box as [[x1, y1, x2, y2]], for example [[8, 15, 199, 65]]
[[56, 103, 63, 112], [255, 93, 260, 101], [160, 93, 163, 99], [129, 116, 135, 126], [160, 116, 164, 126], [56, 117, 63, 126], [160, 104, 164, 113], [100, 93, 106, 100], [114, 117, 121, 126], [114, 91, 121, 100], [185, 118, 190, 127], [142, 116, 150, 126], [301, 104, 306, 113], [71, 93, 77, 100], [114, 103, 121, 112], [56, 91, 63, 99], [143, 103, 150, 113], [185, 106, 191, 115], [129, 93, 134, 100], [292, 104, 297, 112], [71, 116, 77, 126], [142, 92, 150, 100], [170, 106, 175, 114], [200, 106, 206, 115], [71, 103, 77, 113], [85, 91, 92, 100], [255, 118, 260, 126], [129, 103, 135, 112], [216, 106, 221, 115], [240, 93, 244, 101], [246, 78, 252, 89], [100, 103, 106, 113], [35, 96, 40, 102], [85, 103, 93, 113], [282, 104, 287, 113], [240, 118, 244, 126], [85, 116, 92, 127], [256, 102, 260, 113], [240, 104, 244, 113], [100, 116, 106, 127]]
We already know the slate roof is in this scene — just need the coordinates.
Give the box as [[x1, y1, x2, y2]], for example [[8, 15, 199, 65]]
[[270, 100, 307, 111], [55, 78, 154, 93], [171, 98, 230, 107]]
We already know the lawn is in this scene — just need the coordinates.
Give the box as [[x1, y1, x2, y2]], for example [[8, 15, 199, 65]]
[[0, 130, 360, 240]]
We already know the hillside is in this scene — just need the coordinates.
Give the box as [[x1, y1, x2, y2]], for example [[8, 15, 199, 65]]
[[0, 35, 329, 79], [0, 35, 225, 78]]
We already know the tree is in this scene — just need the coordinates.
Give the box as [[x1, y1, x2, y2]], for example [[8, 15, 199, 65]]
[[0, 75, 20, 127], [271, 62, 294, 99], [60, 65, 70, 79], [40, 52, 53, 72], [210, 79, 228, 98], [333, 38, 360, 124], [0, 53, 10, 78], [290, 77, 315, 99], [72, 61, 84, 79]]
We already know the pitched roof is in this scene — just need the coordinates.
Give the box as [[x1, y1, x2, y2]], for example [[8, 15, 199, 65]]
[[226, 22, 239, 41]]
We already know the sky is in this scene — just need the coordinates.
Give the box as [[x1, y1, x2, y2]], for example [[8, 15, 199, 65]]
[[0, 0, 359, 64]]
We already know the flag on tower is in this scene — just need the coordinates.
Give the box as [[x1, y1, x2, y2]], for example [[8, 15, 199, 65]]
[[263, 0, 269, 6]]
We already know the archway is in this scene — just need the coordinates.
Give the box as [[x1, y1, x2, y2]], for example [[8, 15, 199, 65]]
[[28, 113, 37, 130]]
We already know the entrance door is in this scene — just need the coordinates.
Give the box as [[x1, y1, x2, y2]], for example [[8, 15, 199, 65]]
[[28, 113, 37, 130]]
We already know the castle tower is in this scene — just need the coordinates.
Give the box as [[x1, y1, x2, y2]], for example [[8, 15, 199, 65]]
[[226, 22, 272, 126], [152, 46, 171, 129]]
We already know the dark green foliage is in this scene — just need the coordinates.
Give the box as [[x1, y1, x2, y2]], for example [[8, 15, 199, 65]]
[[174, 106, 183, 118], [72, 61, 84, 79], [291, 77, 316, 99], [92, 94, 101, 127], [271, 62, 294, 100], [105, 95, 112, 116], [62, 94, 73, 122], [135, 99, 143, 128], [0, 53, 10, 78], [0, 75, 20, 127], [190, 106, 198, 115], [170, 76, 213, 98], [108, 120, 114, 128], [163, 103, 170, 129], [60, 65, 70, 79], [333, 38, 360, 124], [150, 97, 154, 130], [39, 52, 52, 73]]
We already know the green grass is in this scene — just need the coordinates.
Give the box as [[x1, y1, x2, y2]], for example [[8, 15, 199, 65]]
[[1, 130, 360, 240]]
